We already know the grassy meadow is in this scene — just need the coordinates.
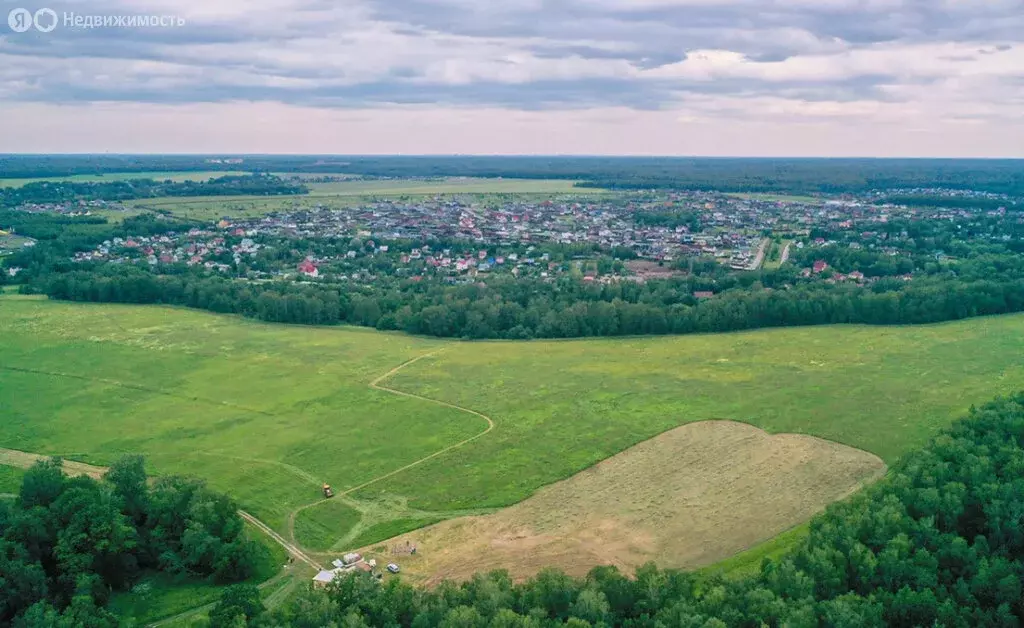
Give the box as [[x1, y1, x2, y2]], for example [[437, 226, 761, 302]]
[[0, 466, 25, 494], [301, 177, 588, 196], [2, 295, 1024, 564], [730, 192, 824, 204], [126, 177, 600, 222]]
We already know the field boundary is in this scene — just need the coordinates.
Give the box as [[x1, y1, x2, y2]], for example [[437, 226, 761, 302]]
[[286, 350, 496, 547]]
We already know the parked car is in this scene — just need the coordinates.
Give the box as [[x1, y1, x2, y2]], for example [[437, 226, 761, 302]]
[[387, 563, 400, 574]]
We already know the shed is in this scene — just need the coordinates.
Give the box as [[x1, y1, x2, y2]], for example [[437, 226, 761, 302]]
[[313, 570, 337, 588]]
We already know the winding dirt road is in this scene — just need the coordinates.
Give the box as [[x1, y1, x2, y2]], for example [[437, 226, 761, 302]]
[[0, 349, 498, 623], [286, 349, 495, 544]]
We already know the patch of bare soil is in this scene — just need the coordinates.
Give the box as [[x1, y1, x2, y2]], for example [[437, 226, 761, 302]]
[[0, 447, 108, 480], [363, 421, 885, 584]]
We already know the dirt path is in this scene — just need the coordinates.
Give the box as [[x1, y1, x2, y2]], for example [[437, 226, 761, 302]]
[[780, 241, 793, 265], [286, 349, 496, 546], [0, 447, 108, 479], [3, 349, 498, 618], [240, 511, 322, 571], [749, 237, 771, 270]]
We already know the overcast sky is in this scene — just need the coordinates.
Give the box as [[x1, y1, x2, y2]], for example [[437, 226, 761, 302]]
[[1, 0, 1022, 156]]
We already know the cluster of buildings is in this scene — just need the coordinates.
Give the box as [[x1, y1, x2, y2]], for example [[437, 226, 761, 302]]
[[10, 200, 125, 215], [72, 228, 262, 273], [60, 188, 1015, 286], [312, 552, 403, 588], [220, 193, 797, 264]]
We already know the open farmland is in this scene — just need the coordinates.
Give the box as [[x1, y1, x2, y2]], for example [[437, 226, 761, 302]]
[[301, 177, 590, 195], [363, 421, 885, 583], [0, 233, 36, 253], [2, 296, 1024, 579], [125, 177, 600, 221]]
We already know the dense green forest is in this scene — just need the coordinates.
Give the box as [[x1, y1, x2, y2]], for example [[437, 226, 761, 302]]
[[874, 195, 1019, 211], [211, 393, 1024, 627], [2, 156, 1023, 196], [0, 175, 307, 207], [0, 457, 265, 626], [31, 252, 1024, 339]]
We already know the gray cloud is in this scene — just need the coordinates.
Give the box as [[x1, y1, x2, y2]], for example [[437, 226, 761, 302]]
[[0, 0, 1022, 115]]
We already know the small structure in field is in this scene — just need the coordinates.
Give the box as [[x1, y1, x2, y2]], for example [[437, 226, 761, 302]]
[[391, 540, 417, 555], [313, 554, 374, 588]]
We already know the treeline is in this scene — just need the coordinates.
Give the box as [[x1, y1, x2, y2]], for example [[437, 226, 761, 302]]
[[875, 195, 1019, 211], [3, 156, 1024, 196], [632, 209, 702, 231], [0, 456, 264, 626], [35, 254, 1024, 339], [0, 175, 307, 207], [214, 393, 1024, 626]]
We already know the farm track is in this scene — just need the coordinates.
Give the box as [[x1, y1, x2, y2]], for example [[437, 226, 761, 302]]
[[286, 349, 496, 547], [240, 511, 322, 570], [0, 447, 108, 479]]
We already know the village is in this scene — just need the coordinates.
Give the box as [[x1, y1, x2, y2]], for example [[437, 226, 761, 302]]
[[18, 188, 1015, 289]]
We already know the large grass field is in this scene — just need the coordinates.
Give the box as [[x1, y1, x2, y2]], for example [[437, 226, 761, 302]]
[[125, 177, 601, 222], [2, 296, 1023, 574], [730, 192, 824, 204], [302, 177, 588, 195]]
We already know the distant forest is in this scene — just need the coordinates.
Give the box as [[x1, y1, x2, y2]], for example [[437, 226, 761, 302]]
[[0, 175, 307, 207], [2, 156, 1024, 196]]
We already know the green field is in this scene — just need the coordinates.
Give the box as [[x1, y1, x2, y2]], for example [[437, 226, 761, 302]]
[[762, 238, 793, 270], [0, 171, 248, 188], [106, 522, 289, 626], [2, 295, 1023, 562], [731, 193, 823, 204], [0, 465, 25, 494], [303, 177, 587, 195], [0, 233, 36, 253], [126, 195, 315, 222], [126, 177, 600, 222]]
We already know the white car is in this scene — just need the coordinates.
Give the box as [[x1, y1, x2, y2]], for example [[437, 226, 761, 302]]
[[386, 563, 400, 574]]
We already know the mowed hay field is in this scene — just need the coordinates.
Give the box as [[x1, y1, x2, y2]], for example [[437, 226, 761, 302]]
[[2, 296, 1024, 578], [366, 421, 885, 583]]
